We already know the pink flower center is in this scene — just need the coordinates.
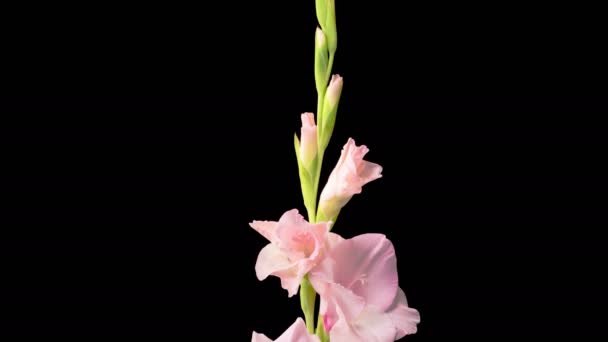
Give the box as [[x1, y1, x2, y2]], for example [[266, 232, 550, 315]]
[[292, 231, 315, 256], [323, 314, 336, 332]]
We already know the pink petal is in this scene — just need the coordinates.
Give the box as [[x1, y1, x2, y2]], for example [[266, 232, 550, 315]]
[[253, 318, 320, 342], [336, 138, 353, 169], [251, 332, 273, 342], [275, 209, 312, 255], [358, 160, 383, 184], [255, 244, 292, 280], [278, 208, 306, 226], [301, 112, 316, 128], [250, 209, 306, 244], [250, 220, 279, 243], [319, 282, 366, 331], [255, 243, 300, 297], [330, 308, 396, 342], [326, 232, 345, 250], [313, 233, 399, 312], [274, 318, 319, 342], [276, 220, 329, 261], [387, 288, 421, 338]]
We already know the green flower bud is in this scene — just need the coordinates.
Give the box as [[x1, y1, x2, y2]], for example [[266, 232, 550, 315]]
[[314, 27, 329, 95], [320, 74, 343, 149]]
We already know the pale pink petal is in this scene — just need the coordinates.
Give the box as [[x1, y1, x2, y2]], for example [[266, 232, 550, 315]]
[[334, 138, 352, 169], [308, 233, 348, 296], [250, 220, 279, 243], [301, 112, 316, 127], [330, 308, 396, 342], [251, 317, 319, 342], [252, 318, 319, 342], [312, 234, 399, 312], [326, 232, 344, 250], [255, 243, 301, 296], [358, 161, 383, 184], [308, 255, 337, 296], [387, 288, 420, 338], [255, 243, 293, 281], [319, 282, 365, 331], [312, 222, 331, 245], [275, 317, 320, 342], [278, 208, 305, 226], [251, 332, 273, 342], [276, 220, 329, 260], [249, 209, 306, 243], [278, 273, 303, 298]]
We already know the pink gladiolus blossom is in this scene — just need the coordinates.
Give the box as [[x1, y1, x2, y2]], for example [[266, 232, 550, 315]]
[[252, 317, 320, 342], [250, 209, 334, 297], [309, 233, 420, 341], [318, 138, 383, 220]]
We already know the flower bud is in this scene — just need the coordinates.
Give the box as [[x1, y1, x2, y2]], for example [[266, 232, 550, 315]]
[[324, 0, 337, 53], [319, 74, 343, 149], [299, 112, 318, 172], [314, 27, 329, 95], [325, 74, 343, 111], [316, 0, 337, 53]]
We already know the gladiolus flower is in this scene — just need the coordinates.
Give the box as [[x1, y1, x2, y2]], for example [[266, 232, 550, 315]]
[[318, 138, 383, 220], [309, 233, 420, 341], [250, 209, 333, 297]]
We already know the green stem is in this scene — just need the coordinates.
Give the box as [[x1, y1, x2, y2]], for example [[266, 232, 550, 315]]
[[312, 150, 325, 216], [300, 275, 316, 333], [325, 52, 335, 83], [306, 199, 317, 223], [301, 23, 337, 342], [316, 89, 326, 141], [316, 315, 329, 342]]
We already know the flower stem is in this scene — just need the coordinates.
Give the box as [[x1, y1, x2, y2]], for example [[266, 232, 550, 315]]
[[300, 2, 338, 338], [299, 275, 316, 333], [325, 52, 335, 84], [316, 315, 330, 342]]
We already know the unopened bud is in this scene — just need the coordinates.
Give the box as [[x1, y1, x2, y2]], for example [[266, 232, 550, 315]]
[[314, 27, 329, 95], [299, 112, 318, 171], [324, 0, 337, 53], [325, 74, 343, 110], [319, 74, 343, 149]]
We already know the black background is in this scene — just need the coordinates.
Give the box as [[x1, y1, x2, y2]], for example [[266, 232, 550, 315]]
[[2, 1, 606, 339]]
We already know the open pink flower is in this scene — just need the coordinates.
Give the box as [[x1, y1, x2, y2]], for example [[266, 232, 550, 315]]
[[252, 317, 320, 342], [318, 138, 383, 220], [250, 209, 333, 297], [309, 233, 420, 341]]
